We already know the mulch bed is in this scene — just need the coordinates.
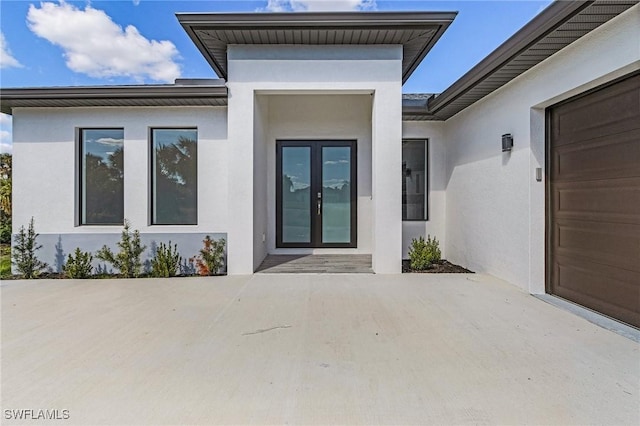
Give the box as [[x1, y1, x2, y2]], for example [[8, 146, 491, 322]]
[[402, 259, 473, 273], [0, 272, 226, 280]]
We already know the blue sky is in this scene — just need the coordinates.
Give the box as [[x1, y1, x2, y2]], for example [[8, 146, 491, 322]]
[[0, 0, 552, 153]]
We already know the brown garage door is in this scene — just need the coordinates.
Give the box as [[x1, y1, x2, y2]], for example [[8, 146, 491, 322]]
[[547, 73, 640, 328]]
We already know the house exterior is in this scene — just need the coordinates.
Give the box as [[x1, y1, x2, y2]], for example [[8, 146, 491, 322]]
[[1, 1, 639, 327]]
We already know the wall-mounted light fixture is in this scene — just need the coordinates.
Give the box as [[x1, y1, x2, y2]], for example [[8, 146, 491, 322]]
[[502, 133, 514, 152]]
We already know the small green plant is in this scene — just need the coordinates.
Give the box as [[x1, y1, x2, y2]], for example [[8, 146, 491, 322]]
[[0, 244, 11, 277], [190, 236, 225, 276], [12, 217, 48, 278], [63, 248, 94, 278], [150, 241, 181, 278], [408, 235, 442, 271], [0, 221, 11, 245], [95, 220, 146, 278]]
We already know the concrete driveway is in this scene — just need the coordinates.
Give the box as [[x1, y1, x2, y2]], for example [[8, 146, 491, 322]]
[[2, 273, 638, 425]]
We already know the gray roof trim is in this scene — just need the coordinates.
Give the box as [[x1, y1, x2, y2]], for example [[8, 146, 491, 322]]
[[177, 11, 457, 84], [402, 94, 443, 121], [0, 84, 228, 115], [426, 0, 638, 120]]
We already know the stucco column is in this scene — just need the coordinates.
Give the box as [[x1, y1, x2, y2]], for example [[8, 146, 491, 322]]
[[371, 84, 403, 273], [226, 85, 255, 274]]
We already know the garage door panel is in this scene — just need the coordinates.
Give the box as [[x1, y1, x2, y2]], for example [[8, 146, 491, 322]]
[[553, 260, 640, 327], [555, 221, 640, 272], [551, 74, 640, 146], [553, 177, 640, 224], [555, 258, 639, 311], [553, 129, 640, 181], [548, 72, 640, 328]]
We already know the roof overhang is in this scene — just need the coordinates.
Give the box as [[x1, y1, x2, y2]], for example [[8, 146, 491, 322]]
[[177, 11, 457, 84], [0, 81, 228, 115], [402, 94, 442, 121], [414, 0, 639, 121]]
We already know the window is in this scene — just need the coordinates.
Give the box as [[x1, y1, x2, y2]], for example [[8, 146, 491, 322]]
[[80, 129, 124, 225], [402, 139, 428, 221], [151, 128, 197, 225]]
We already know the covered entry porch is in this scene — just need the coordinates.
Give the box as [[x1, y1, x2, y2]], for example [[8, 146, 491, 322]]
[[227, 85, 403, 274]]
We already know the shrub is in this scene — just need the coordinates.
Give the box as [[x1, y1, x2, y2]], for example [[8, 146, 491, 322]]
[[408, 235, 442, 271], [0, 221, 11, 244], [95, 220, 146, 278], [150, 241, 181, 278], [190, 236, 225, 276], [63, 248, 93, 279], [0, 244, 11, 277], [12, 217, 48, 278]]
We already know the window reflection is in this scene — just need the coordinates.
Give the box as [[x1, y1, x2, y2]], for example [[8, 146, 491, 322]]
[[282, 147, 311, 243], [402, 140, 427, 221], [81, 129, 124, 225], [322, 146, 351, 243], [152, 129, 197, 225]]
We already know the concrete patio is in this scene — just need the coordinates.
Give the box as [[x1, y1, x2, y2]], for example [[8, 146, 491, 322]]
[[2, 273, 638, 425]]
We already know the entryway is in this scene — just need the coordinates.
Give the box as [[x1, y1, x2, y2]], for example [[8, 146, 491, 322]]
[[256, 254, 372, 273], [276, 140, 357, 248]]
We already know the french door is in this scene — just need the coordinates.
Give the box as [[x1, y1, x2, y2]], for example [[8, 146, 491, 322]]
[[276, 140, 357, 248]]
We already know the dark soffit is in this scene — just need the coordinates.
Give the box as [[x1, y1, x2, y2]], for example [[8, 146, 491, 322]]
[[0, 83, 228, 115], [424, 0, 639, 120], [177, 11, 457, 84]]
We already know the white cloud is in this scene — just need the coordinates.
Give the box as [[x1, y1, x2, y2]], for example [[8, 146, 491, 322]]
[[263, 0, 289, 12], [0, 114, 12, 126], [27, 1, 180, 83], [0, 130, 12, 154], [94, 137, 124, 146], [133, 0, 141, 5], [0, 33, 22, 69], [263, 0, 376, 12], [0, 114, 12, 154]]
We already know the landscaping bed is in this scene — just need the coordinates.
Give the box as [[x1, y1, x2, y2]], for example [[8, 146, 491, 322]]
[[402, 259, 473, 274]]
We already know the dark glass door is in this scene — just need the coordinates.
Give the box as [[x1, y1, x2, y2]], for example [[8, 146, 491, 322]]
[[276, 141, 357, 248]]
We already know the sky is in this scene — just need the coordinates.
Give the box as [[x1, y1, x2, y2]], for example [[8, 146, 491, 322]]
[[0, 0, 553, 153]]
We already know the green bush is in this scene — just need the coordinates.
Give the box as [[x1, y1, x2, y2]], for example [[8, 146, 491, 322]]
[[63, 248, 93, 279], [150, 241, 181, 278], [408, 235, 442, 271], [12, 217, 48, 278], [0, 244, 11, 277], [96, 220, 146, 278], [0, 221, 11, 244], [191, 236, 225, 276]]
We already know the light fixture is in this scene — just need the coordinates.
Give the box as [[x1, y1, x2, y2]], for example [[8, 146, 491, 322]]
[[502, 133, 513, 152]]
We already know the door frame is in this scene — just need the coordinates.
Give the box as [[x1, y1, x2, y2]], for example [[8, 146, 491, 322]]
[[276, 139, 358, 248]]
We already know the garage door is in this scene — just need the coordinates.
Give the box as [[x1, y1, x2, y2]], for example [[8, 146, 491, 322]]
[[548, 73, 640, 328]]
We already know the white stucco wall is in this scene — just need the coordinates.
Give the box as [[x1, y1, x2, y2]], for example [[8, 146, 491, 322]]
[[252, 96, 269, 270], [401, 121, 447, 259], [443, 3, 640, 292], [227, 45, 403, 273], [12, 106, 228, 234]]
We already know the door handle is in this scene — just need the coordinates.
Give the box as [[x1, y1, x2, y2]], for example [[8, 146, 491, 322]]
[[317, 200, 321, 216]]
